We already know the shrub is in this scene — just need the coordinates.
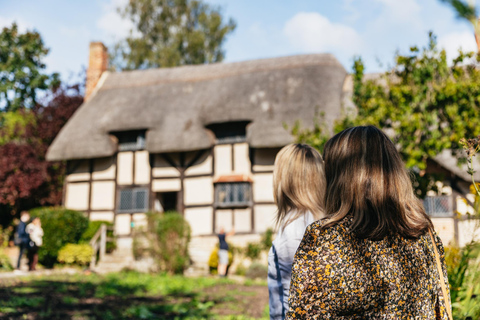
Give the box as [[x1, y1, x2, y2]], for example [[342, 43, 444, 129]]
[[261, 228, 274, 251], [208, 245, 234, 274], [245, 262, 268, 279], [244, 242, 262, 260], [134, 211, 191, 274], [80, 220, 116, 253], [30, 207, 89, 268], [57, 244, 93, 266]]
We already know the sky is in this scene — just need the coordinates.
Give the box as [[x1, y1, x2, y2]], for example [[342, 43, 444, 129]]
[[0, 0, 477, 82]]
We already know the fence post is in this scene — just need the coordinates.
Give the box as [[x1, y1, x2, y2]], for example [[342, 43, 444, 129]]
[[100, 224, 107, 261]]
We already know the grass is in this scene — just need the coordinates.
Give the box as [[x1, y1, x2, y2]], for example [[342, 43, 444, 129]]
[[0, 271, 269, 319]]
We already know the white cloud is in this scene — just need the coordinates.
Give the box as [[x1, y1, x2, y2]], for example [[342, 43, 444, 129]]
[[283, 12, 363, 55], [438, 31, 477, 60], [374, 0, 421, 25], [96, 0, 134, 40]]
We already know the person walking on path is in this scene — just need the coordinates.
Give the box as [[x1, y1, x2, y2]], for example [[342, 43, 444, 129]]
[[26, 217, 43, 271], [15, 211, 30, 270], [217, 227, 234, 277], [286, 126, 452, 319], [268, 144, 326, 320]]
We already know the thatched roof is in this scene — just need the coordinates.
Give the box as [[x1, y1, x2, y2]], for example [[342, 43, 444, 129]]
[[47, 54, 349, 161]]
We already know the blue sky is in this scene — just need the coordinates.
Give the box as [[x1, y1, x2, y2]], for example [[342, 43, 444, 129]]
[[0, 0, 477, 81]]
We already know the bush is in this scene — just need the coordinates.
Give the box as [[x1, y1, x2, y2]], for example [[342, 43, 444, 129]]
[[261, 228, 274, 251], [245, 262, 268, 279], [244, 242, 262, 260], [57, 244, 93, 266], [133, 211, 191, 274], [30, 207, 89, 268], [208, 245, 234, 274], [80, 220, 116, 253]]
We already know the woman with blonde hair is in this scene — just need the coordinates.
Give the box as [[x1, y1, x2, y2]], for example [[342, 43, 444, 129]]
[[286, 126, 452, 319], [268, 144, 326, 320]]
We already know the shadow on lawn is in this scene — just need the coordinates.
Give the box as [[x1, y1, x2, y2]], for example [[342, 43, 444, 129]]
[[0, 277, 216, 320]]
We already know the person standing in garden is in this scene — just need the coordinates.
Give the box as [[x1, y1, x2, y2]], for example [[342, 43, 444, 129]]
[[286, 126, 452, 319], [26, 217, 43, 271], [268, 144, 326, 320], [15, 211, 31, 271], [217, 227, 234, 277]]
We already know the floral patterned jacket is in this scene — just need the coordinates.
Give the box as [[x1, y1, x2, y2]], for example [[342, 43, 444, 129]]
[[286, 217, 451, 319]]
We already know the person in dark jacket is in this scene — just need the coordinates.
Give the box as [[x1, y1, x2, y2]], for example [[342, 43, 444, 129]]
[[16, 211, 31, 270], [217, 227, 234, 277]]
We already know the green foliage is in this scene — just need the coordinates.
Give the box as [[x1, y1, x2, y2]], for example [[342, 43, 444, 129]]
[[0, 23, 60, 111], [0, 110, 36, 144], [244, 242, 263, 260], [57, 243, 93, 266], [292, 33, 480, 196], [288, 114, 330, 154], [30, 207, 89, 268], [350, 34, 480, 171], [446, 244, 480, 319], [0, 250, 13, 272], [113, 0, 236, 70], [208, 245, 234, 273], [245, 262, 268, 280], [134, 211, 191, 274], [260, 228, 274, 251], [80, 220, 116, 253], [439, 1, 478, 29]]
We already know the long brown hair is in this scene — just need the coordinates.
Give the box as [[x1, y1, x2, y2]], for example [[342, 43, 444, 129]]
[[273, 144, 326, 230], [322, 126, 432, 240]]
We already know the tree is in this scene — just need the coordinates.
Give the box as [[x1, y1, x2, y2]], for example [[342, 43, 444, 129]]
[[439, 0, 480, 51], [0, 85, 83, 227], [112, 0, 236, 70], [294, 33, 480, 197], [0, 23, 60, 111]]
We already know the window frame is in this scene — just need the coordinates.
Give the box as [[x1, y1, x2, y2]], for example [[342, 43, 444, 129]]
[[423, 195, 454, 218], [114, 130, 147, 152], [214, 182, 253, 208], [117, 187, 150, 213]]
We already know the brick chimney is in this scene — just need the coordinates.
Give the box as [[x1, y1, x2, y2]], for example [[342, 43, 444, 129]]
[[85, 42, 108, 101]]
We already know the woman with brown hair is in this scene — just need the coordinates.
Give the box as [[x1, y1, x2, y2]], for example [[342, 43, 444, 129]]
[[286, 126, 452, 319]]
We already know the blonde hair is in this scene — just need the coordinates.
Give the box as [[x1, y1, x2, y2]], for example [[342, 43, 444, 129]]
[[322, 126, 432, 240], [273, 144, 326, 229]]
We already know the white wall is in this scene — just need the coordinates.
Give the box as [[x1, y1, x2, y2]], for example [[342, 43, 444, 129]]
[[65, 183, 89, 211], [185, 207, 213, 236], [253, 173, 274, 202], [184, 177, 213, 205], [90, 181, 115, 210], [135, 151, 150, 185], [117, 152, 133, 185]]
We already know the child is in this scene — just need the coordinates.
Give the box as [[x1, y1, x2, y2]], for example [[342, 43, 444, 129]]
[[268, 144, 326, 320], [26, 217, 43, 271]]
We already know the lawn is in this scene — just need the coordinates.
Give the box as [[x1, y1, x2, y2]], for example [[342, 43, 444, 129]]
[[0, 271, 269, 320]]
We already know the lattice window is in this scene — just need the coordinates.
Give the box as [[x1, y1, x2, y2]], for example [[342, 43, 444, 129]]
[[423, 196, 453, 217], [118, 188, 149, 213], [215, 182, 252, 207]]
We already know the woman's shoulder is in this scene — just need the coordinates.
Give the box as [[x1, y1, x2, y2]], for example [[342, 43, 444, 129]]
[[300, 217, 353, 247]]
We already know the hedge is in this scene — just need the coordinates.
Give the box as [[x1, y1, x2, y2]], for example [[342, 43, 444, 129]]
[[30, 207, 89, 268]]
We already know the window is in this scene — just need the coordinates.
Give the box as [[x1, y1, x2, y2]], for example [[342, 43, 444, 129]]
[[118, 188, 149, 213], [115, 130, 146, 151], [423, 196, 453, 217], [215, 182, 252, 207], [206, 121, 250, 144]]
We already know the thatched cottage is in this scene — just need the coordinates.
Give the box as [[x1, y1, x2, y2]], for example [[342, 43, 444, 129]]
[[47, 43, 478, 268]]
